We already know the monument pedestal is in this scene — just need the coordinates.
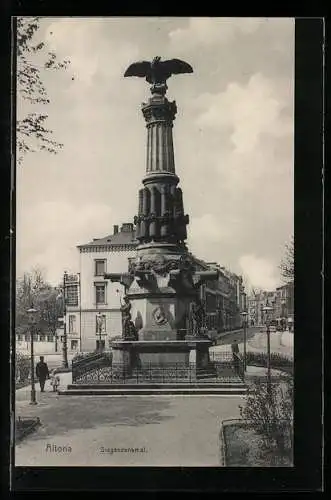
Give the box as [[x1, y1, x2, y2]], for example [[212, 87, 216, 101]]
[[110, 339, 212, 381]]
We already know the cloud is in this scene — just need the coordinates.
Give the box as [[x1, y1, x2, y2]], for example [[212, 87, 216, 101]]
[[239, 254, 279, 290], [16, 18, 293, 292], [195, 73, 293, 153], [169, 17, 266, 50], [16, 201, 115, 284], [188, 72, 293, 200], [44, 18, 140, 90], [187, 213, 240, 262]]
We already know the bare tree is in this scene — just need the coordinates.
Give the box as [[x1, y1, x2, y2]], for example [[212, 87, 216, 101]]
[[16, 17, 71, 165], [16, 268, 62, 340], [280, 236, 294, 283]]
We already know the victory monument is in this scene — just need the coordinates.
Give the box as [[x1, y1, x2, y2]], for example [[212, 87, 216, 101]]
[[105, 57, 219, 379]]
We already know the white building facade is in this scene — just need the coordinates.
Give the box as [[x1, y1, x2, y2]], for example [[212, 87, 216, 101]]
[[65, 223, 138, 352]]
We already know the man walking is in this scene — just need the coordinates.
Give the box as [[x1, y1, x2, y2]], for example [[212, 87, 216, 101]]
[[36, 356, 50, 392]]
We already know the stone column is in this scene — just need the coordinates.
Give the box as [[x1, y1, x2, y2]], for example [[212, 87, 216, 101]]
[[141, 187, 150, 239], [149, 186, 158, 238], [142, 96, 177, 176]]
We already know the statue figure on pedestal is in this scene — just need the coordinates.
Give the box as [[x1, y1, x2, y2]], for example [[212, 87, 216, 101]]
[[120, 295, 131, 332], [123, 314, 138, 341]]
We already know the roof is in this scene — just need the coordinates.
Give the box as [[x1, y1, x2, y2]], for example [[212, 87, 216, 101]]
[[78, 223, 138, 248]]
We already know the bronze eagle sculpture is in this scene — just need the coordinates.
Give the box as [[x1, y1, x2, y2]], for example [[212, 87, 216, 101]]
[[124, 56, 193, 86]]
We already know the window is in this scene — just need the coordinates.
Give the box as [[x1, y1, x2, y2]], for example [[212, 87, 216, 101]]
[[66, 285, 78, 306], [71, 340, 78, 350], [95, 259, 106, 276], [17, 334, 22, 341], [25, 334, 31, 341], [95, 284, 106, 305], [39, 334, 46, 342], [69, 314, 76, 333], [47, 335, 53, 342]]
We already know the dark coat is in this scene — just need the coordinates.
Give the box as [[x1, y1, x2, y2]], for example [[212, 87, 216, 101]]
[[231, 342, 239, 354], [36, 361, 49, 380]]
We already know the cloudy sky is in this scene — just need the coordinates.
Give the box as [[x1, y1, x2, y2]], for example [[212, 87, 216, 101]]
[[16, 17, 294, 291]]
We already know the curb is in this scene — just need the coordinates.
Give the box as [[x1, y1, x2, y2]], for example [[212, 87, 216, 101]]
[[219, 418, 248, 467]]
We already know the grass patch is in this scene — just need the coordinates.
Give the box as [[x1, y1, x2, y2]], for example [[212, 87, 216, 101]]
[[15, 417, 41, 442], [223, 422, 293, 466]]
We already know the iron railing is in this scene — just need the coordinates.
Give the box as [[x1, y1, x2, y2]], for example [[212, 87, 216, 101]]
[[72, 351, 112, 380], [72, 359, 245, 384]]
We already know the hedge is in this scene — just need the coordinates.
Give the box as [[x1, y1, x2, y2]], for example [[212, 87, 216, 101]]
[[246, 351, 293, 375], [15, 353, 30, 386]]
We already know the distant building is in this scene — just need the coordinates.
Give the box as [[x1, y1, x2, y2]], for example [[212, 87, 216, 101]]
[[191, 259, 246, 333], [248, 282, 294, 327], [274, 281, 294, 324]]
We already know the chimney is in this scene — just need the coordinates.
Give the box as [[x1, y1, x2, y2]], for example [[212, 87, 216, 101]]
[[113, 225, 119, 234]]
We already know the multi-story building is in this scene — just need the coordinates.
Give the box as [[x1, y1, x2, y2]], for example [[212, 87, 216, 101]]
[[191, 259, 246, 333], [274, 281, 294, 326], [248, 283, 294, 328], [63, 223, 138, 352]]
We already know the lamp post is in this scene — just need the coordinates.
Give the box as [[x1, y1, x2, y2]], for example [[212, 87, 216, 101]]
[[241, 311, 248, 371], [262, 303, 273, 399], [27, 307, 38, 405]]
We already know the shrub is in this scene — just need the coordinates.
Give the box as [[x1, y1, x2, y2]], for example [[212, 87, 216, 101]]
[[15, 352, 30, 383], [246, 351, 293, 375], [239, 376, 293, 463]]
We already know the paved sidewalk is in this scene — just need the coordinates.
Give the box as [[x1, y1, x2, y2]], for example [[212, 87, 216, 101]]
[[15, 372, 72, 403], [210, 329, 293, 358], [15, 392, 244, 467]]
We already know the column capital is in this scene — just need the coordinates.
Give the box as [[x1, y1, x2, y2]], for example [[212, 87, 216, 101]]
[[142, 96, 177, 125]]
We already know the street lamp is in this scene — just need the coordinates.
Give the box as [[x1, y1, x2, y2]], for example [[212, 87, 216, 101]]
[[27, 307, 38, 405], [240, 311, 248, 371], [262, 303, 273, 399]]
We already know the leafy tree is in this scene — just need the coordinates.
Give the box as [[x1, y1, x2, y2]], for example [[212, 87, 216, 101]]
[[16, 17, 70, 165], [279, 236, 294, 283]]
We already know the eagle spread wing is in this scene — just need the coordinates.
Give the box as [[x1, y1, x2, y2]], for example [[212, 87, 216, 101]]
[[162, 59, 193, 75], [124, 61, 151, 78]]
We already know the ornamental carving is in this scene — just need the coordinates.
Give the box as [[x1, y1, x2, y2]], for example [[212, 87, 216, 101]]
[[129, 254, 195, 278], [152, 306, 168, 326], [142, 99, 177, 124]]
